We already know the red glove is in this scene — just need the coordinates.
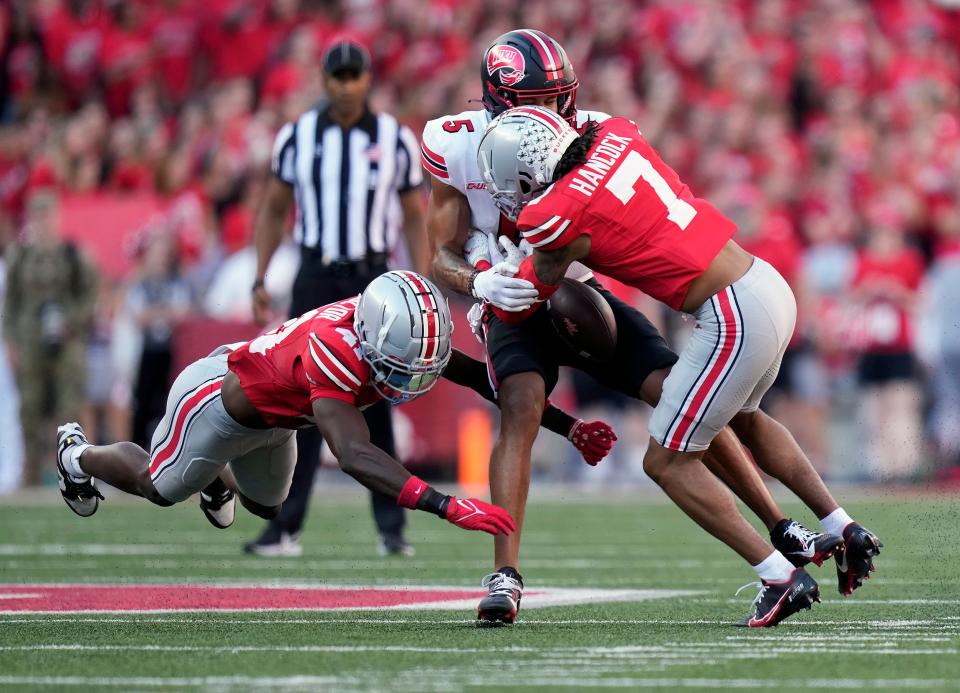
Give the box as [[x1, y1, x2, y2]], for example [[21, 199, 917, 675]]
[[568, 419, 618, 466], [445, 497, 516, 536]]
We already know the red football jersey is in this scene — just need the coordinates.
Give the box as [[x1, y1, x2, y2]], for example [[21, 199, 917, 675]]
[[227, 297, 380, 428], [517, 117, 738, 310]]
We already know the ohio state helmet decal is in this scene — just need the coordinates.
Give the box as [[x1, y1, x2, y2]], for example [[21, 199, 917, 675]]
[[486, 45, 526, 87]]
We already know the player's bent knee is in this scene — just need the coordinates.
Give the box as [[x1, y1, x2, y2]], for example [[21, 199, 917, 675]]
[[137, 471, 175, 507]]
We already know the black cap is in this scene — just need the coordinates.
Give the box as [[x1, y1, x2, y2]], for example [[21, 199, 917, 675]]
[[322, 40, 371, 76]]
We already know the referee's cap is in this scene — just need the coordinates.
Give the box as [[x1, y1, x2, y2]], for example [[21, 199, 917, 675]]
[[322, 38, 371, 76]]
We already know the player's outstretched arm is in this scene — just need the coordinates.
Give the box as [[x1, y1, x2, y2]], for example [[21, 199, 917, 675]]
[[441, 349, 617, 465], [313, 396, 516, 536]]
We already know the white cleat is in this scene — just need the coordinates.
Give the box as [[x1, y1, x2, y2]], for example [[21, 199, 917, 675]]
[[55, 423, 102, 517]]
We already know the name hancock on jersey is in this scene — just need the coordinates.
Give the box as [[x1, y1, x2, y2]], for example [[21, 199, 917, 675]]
[[568, 132, 633, 197]]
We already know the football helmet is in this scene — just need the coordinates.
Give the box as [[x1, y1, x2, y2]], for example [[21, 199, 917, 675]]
[[355, 271, 453, 404], [481, 29, 579, 123], [477, 106, 578, 221]]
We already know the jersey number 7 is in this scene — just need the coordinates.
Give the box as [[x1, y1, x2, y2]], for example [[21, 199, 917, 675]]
[[605, 150, 697, 231]]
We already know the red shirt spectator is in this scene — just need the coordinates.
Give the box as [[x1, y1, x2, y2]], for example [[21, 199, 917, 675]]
[[42, 1, 108, 105], [145, 0, 202, 104]]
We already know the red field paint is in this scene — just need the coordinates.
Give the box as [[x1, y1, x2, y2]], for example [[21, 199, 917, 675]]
[[0, 584, 488, 613]]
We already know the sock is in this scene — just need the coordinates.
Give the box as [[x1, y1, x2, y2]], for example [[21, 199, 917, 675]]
[[820, 507, 854, 538], [64, 444, 91, 481], [752, 551, 795, 583]]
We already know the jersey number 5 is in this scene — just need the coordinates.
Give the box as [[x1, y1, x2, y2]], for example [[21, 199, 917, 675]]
[[443, 119, 475, 133], [605, 150, 697, 230]]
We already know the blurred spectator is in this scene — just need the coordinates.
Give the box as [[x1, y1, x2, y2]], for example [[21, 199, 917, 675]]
[[0, 247, 25, 493], [3, 189, 97, 486], [851, 200, 926, 480], [125, 231, 190, 448]]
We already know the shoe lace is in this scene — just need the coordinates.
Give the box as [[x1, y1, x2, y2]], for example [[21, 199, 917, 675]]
[[481, 572, 523, 596], [735, 580, 767, 610], [784, 521, 817, 546]]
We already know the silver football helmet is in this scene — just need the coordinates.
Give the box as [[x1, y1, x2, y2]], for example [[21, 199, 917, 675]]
[[355, 271, 453, 404], [477, 105, 578, 221]]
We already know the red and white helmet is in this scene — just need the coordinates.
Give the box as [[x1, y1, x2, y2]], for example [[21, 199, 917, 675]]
[[354, 271, 453, 404], [481, 29, 579, 124]]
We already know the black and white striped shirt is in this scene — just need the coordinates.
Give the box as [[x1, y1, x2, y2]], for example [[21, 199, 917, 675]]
[[271, 104, 422, 260]]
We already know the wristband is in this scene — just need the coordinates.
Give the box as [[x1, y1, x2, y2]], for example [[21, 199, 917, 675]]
[[567, 418, 584, 441], [467, 269, 481, 298], [420, 488, 450, 518], [397, 475, 429, 509]]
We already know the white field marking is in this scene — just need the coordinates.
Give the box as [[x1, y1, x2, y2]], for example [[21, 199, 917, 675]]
[[3, 643, 957, 658], [1, 616, 957, 628], [699, 597, 960, 606], [0, 593, 43, 600], [0, 676, 956, 690], [0, 584, 701, 615]]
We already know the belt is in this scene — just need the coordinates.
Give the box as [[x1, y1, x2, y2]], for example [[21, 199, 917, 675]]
[[301, 249, 389, 278]]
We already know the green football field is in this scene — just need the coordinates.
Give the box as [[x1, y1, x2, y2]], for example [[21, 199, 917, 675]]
[[1, 487, 959, 691]]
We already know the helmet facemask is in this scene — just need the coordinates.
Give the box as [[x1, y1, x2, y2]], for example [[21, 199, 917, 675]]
[[477, 106, 578, 221]]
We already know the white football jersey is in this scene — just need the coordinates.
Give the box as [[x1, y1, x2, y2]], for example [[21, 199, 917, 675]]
[[421, 108, 610, 235]]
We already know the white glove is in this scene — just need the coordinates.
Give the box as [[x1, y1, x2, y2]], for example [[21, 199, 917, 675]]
[[498, 236, 532, 266], [467, 302, 485, 344], [464, 229, 491, 267], [471, 261, 539, 311], [486, 231, 507, 265]]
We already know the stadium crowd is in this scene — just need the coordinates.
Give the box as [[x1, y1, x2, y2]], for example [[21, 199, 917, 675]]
[[0, 0, 959, 490]]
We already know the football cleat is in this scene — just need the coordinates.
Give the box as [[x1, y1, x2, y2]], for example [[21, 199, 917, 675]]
[[55, 423, 103, 518], [199, 480, 235, 529], [835, 522, 883, 596], [377, 533, 415, 557], [770, 518, 843, 568], [736, 568, 820, 628], [477, 570, 523, 626], [243, 531, 303, 558]]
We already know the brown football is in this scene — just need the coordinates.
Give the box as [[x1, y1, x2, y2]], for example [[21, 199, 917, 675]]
[[546, 278, 618, 362]]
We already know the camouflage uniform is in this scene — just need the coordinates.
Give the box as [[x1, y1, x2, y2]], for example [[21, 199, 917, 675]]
[[3, 242, 97, 486]]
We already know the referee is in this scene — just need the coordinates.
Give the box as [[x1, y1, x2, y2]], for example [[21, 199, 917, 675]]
[[245, 39, 429, 557]]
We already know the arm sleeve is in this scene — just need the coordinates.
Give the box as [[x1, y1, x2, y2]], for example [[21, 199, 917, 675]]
[[489, 255, 562, 324], [270, 121, 297, 186], [419, 119, 450, 182], [396, 124, 423, 193], [302, 332, 364, 404]]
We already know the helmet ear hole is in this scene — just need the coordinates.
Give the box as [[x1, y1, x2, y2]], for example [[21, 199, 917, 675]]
[[518, 179, 531, 194]]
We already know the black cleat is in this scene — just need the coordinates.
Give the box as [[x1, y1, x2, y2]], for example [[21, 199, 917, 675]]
[[199, 479, 235, 529], [736, 568, 821, 628], [477, 570, 523, 626], [771, 519, 843, 568], [55, 423, 103, 518], [836, 522, 883, 596]]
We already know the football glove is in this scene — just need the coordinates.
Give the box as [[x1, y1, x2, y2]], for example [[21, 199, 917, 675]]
[[445, 496, 516, 536], [498, 235, 533, 266], [464, 229, 492, 269], [568, 419, 618, 466], [471, 262, 539, 311], [467, 302, 485, 344]]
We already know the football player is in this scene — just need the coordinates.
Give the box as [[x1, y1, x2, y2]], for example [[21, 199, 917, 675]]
[[477, 106, 884, 627], [423, 29, 842, 626], [54, 271, 601, 543]]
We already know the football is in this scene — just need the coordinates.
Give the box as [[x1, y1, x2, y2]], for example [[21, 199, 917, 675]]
[[546, 278, 618, 362]]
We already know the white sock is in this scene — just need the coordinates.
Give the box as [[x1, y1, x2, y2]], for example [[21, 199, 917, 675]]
[[820, 507, 854, 538], [753, 550, 795, 583], [64, 444, 92, 481]]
